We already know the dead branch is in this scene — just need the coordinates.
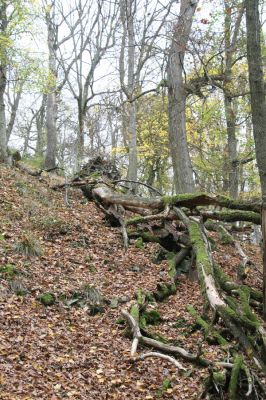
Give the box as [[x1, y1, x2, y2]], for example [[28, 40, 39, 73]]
[[134, 351, 186, 370]]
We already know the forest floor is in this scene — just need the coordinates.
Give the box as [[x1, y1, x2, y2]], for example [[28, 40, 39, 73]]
[[0, 165, 263, 400]]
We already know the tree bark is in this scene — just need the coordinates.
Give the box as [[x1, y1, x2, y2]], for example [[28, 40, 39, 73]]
[[44, 7, 58, 170], [0, 1, 8, 163], [246, 0, 266, 320], [167, 0, 198, 194], [223, 1, 244, 199]]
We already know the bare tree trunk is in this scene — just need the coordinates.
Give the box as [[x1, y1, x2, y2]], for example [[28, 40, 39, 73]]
[[223, 1, 244, 199], [35, 95, 47, 157], [0, 2, 8, 163], [44, 6, 58, 170], [126, 0, 137, 184], [0, 68, 7, 163], [6, 81, 23, 143], [246, 0, 266, 320], [77, 100, 85, 164], [167, 0, 198, 194]]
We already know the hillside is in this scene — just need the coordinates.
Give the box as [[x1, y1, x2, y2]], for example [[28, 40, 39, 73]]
[[0, 165, 264, 399]]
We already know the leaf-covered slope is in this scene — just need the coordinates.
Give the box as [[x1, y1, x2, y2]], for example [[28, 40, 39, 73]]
[[0, 165, 264, 399]]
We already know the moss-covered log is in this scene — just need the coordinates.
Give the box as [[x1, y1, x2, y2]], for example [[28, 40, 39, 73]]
[[202, 210, 261, 225], [88, 185, 262, 215]]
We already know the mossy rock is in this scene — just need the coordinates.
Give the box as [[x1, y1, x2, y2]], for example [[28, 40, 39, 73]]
[[151, 244, 168, 264], [38, 293, 55, 306]]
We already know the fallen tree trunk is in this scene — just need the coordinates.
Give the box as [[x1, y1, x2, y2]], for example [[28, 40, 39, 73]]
[[85, 184, 262, 214], [201, 210, 261, 225]]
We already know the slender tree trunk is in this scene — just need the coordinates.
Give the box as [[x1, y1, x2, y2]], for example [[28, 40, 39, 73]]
[[44, 9, 58, 170], [126, 0, 137, 185], [246, 0, 266, 319], [225, 96, 238, 198], [0, 2, 8, 163], [77, 101, 85, 165], [167, 0, 198, 194], [0, 67, 7, 163], [6, 82, 23, 143], [223, 1, 239, 199], [35, 95, 47, 157]]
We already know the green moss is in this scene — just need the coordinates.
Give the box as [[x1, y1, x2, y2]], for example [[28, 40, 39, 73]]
[[187, 305, 228, 346], [214, 264, 263, 303], [89, 171, 101, 179], [38, 293, 55, 306], [136, 289, 145, 306], [216, 210, 260, 224], [139, 315, 147, 330], [145, 292, 155, 302], [168, 282, 177, 294], [143, 310, 162, 325], [228, 355, 242, 400], [218, 225, 234, 245], [167, 252, 176, 278], [135, 237, 144, 249], [204, 221, 218, 231], [217, 195, 260, 213], [213, 371, 227, 386], [126, 216, 146, 226], [188, 221, 213, 276], [139, 232, 160, 243], [130, 304, 139, 323], [154, 282, 176, 302], [238, 289, 258, 325], [115, 317, 125, 325], [162, 192, 207, 207]]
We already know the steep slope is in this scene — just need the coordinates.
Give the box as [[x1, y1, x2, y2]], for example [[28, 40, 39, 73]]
[[0, 165, 264, 399]]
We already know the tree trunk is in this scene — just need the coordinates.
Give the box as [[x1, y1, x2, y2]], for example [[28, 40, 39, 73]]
[[246, 0, 266, 320], [77, 101, 85, 166], [167, 0, 197, 194], [0, 68, 7, 163], [35, 95, 47, 157], [6, 82, 23, 143], [126, 0, 137, 187], [0, 2, 8, 163], [44, 8, 58, 170], [223, 1, 243, 199]]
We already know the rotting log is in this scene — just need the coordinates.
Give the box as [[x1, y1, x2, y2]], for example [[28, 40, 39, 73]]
[[201, 210, 261, 225], [82, 184, 263, 214]]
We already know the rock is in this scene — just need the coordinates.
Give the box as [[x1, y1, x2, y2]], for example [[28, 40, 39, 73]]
[[119, 296, 129, 304], [131, 265, 140, 273], [110, 298, 119, 308]]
